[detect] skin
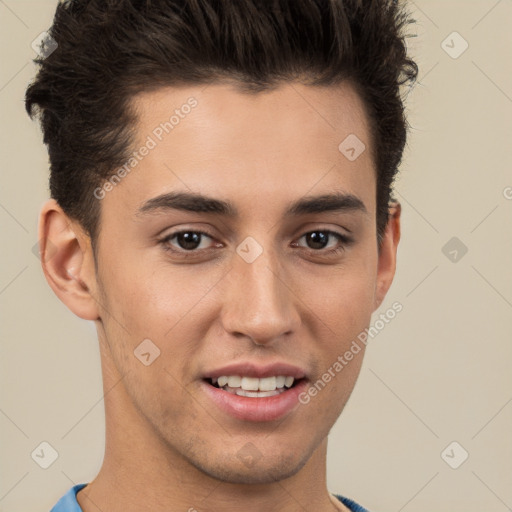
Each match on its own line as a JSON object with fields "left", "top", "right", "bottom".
{"left": 39, "top": 81, "right": 401, "bottom": 512}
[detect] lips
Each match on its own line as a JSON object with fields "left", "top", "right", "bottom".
{"left": 203, "top": 361, "right": 307, "bottom": 380}
{"left": 201, "top": 361, "right": 308, "bottom": 422}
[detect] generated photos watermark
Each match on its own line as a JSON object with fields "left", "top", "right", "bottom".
{"left": 93, "top": 97, "right": 198, "bottom": 200}
{"left": 298, "top": 301, "right": 403, "bottom": 405}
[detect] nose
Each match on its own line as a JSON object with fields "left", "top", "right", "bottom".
{"left": 219, "top": 241, "right": 301, "bottom": 346}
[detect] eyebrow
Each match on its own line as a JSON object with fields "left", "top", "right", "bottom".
{"left": 136, "top": 190, "right": 367, "bottom": 218}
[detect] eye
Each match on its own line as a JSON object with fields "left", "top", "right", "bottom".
{"left": 160, "top": 230, "right": 219, "bottom": 253}
{"left": 159, "top": 228, "right": 353, "bottom": 258}
{"left": 293, "top": 229, "right": 352, "bottom": 256}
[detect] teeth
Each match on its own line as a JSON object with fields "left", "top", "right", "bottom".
{"left": 228, "top": 388, "right": 284, "bottom": 398}
{"left": 241, "top": 376, "right": 259, "bottom": 391}
{"left": 227, "top": 376, "right": 241, "bottom": 387}
{"left": 211, "top": 375, "right": 296, "bottom": 392}
{"left": 259, "top": 376, "right": 276, "bottom": 391}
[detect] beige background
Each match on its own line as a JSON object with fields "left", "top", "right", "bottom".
{"left": 1, "top": 1, "right": 511, "bottom": 511}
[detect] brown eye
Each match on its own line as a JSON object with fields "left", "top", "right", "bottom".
{"left": 161, "top": 230, "right": 216, "bottom": 252}
{"left": 303, "top": 231, "right": 331, "bottom": 250}
{"left": 296, "top": 230, "right": 351, "bottom": 252}
{"left": 174, "top": 232, "right": 204, "bottom": 250}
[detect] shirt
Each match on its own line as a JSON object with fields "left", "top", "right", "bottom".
{"left": 50, "top": 483, "right": 371, "bottom": 512}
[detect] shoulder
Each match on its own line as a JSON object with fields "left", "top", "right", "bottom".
{"left": 333, "top": 493, "right": 372, "bottom": 512}
{"left": 49, "top": 483, "right": 88, "bottom": 512}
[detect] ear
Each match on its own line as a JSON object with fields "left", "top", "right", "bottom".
{"left": 36, "top": 199, "right": 100, "bottom": 321}
{"left": 373, "top": 201, "right": 401, "bottom": 310}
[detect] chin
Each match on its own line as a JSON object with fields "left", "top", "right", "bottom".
{"left": 190, "top": 448, "right": 310, "bottom": 485}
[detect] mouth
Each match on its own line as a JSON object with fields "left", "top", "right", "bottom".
{"left": 205, "top": 375, "right": 305, "bottom": 398}
{"left": 201, "top": 368, "right": 309, "bottom": 422}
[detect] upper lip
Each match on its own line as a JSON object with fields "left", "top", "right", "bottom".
{"left": 203, "top": 362, "right": 307, "bottom": 380}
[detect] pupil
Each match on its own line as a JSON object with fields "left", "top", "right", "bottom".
{"left": 307, "top": 231, "right": 328, "bottom": 249}
{"left": 178, "top": 232, "right": 201, "bottom": 250}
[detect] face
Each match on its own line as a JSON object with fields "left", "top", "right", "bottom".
{"left": 50, "top": 81, "right": 399, "bottom": 485}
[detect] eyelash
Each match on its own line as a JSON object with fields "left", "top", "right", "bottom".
{"left": 159, "top": 229, "right": 353, "bottom": 258}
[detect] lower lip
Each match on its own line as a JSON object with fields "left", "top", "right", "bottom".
{"left": 201, "top": 379, "right": 308, "bottom": 422}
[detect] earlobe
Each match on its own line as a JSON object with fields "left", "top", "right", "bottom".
{"left": 37, "top": 199, "right": 100, "bottom": 321}
{"left": 374, "top": 201, "right": 401, "bottom": 310}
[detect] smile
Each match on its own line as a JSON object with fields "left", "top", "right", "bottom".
{"left": 210, "top": 375, "right": 296, "bottom": 397}
{"left": 202, "top": 376, "right": 308, "bottom": 422}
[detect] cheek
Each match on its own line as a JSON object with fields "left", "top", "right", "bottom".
{"left": 97, "top": 253, "right": 223, "bottom": 375}
{"left": 299, "top": 249, "right": 377, "bottom": 400}
{"left": 304, "top": 257, "right": 377, "bottom": 336}
{"left": 99, "top": 251, "right": 186, "bottom": 332}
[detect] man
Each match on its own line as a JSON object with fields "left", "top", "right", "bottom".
{"left": 26, "top": 0, "right": 417, "bottom": 511}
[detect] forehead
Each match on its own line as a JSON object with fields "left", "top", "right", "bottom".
{"left": 107, "top": 80, "right": 375, "bottom": 219}
{"left": 131, "top": 80, "right": 373, "bottom": 158}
